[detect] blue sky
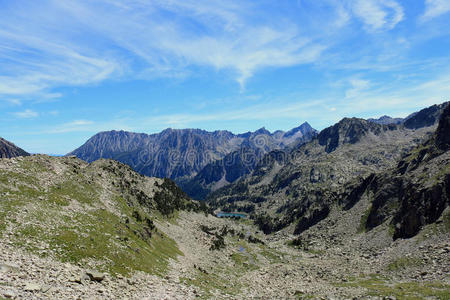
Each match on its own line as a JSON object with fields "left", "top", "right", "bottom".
{"left": 1, "top": 0, "right": 450, "bottom": 154}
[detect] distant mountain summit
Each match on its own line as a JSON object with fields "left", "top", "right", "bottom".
{"left": 68, "top": 129, "right": 239, "bottom": 179}
{"left": 0, "top": 137, "right": 29, "bottom": 158}
{"left": 367, "top": 115, "right": 403, "bottom": 125}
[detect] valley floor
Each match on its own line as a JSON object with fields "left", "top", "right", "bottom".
{"left": 2, "top": 209, "right": 449, "bottom": 299}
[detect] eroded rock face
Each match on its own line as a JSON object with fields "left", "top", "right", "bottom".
{"left": 392, "top": 175, "right": 450, "bottom": 239}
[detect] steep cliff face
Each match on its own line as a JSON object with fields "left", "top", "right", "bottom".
{"left": 0, "top": 138, "right": 29, "bottom": 158}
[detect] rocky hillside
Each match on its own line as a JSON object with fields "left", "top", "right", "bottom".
{"left": 0, "top": 137, "right": 29, "bottom": 158}
{"left": 0, "top": 155, "right": 208, "bottom": 277}
{"left": 67, "top": 124, "right": 317, "bottom": 185}
{"left": 357, "top": 102, "right": 450, "bottom": 239}
{"left": 208, "top": 102, "right": 448, "bottom": 236}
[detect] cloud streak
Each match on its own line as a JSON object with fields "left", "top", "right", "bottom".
{"left": 421, "top": 0, "right": 450, "bottom": 21}
{"left": 350, "top": 0, "right": 404, "bottom": 31}
{"left": 0, "top": 0, "right": 413, "bottom": 98}
{"left": 12, "top": 109, "right": 39, "bottom": 119}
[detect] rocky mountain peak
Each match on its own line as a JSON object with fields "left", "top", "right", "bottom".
{"left": 284, "top": 121, "right": 315, "bottom": 138}
{"left": 403, "top": 101, "right": 449, "bottom": 129}
{"left": 317, "top": 117, "right": 393, "bottom": 153}
{"left": 0, "top": 137, "right": 30, "bottom": 158}
{"left": 367, "top": 115, "right": 404, "bottom": 125}
{"left": 253, "top": 127, "right": 271, "bottom": 135}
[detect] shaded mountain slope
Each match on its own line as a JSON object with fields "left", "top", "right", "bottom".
{"left": 0, "top": 137, "right": 29, "bottom": 158}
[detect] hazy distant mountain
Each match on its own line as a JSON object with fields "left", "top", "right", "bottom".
{"left": 367, "top": 115, "right": 404, "bottom": 125}
{"left": 68, "top": 123, "right": 317, "bottom": 185}
{"left": 0, "top": 137, "right": 29, "bottom": 158}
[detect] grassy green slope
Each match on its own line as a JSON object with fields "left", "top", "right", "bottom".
{"left": 0, "top": 155, "right": 203, "bottom": 276}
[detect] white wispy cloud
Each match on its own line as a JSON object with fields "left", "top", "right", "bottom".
{"left": 12, "top": 109, "right": 39, "bottom": 119}
{"left": 0, "top": 0, "right": 445, "bottom": 104}
{"left": 4, "top": 98, "right": 22, "bottom": 106}
{"left": 49, "top": 120, "right": 95, "bottom": 133}
{"left": 0, "top": 0, "right": 340, "bottom": 96}
{"left": 421, "top": 0, "right": 450, "bottom": 21}
{"left": 345, "top": 78, "right": 371, "bottom": 98}
{"left": 350, "top": 0, "right": 404, "bottom": 31}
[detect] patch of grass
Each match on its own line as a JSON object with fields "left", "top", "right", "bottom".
{"left": 47, "top": 209, "right": 182, "bottom": 276}
{"left": 358, "top": 205, "right": 371, "bottom": 233}
{"left": 8, "top": 194, "right": 183, "bottom": 277}
{"left": 180, "top": 269, "right": 243, "bottom": 299}
{"left": 294, "top": 290, "right": 317, "bottom": 299}
{"left": 305, "top": 248, "right": 325, "bottom": 255}
{"left": 1, "top": 157, "right": 189, "bottom": 278}
{"left": 387, "top": 257, "right": 423, "bottom": 271}
{"left": 0, "top": 191, "right": 30, "bottom": 234}
{"left": 404, "top": 144, "right": 429, "bottom": 164}
{"left": 337, "top": 275, "right": 450, "bottom": 299}
{"left": 443, "top": 210, "right": 450, "bottom": 232}
{"left": 48, "top": 180, "right": 99, "bottom": 206}
{"left": 427, "top": 163, "right": 450, "bottom": 185}
{"left": 12, "top": 225, "right": 46, "bottom": 252}
{"left": 259, "top": 248, "right": 284, "bottom": 264}
{"left": 388, "top": 223, "right": 396, "bottom": 237}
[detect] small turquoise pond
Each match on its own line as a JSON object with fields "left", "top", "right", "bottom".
{"left": 216, "top": 212, "right": 247, "bottom": 218}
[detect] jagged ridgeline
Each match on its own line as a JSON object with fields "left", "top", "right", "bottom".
{"left": 208, "top": 102, "right": 450, "bottom": 238}
{"left": 0, "top": 155, "right": 207, "bottom": 276}
{"left": 67, "top": 123, "right": 318, "bottom": 199}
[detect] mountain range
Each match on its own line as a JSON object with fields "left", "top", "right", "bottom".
{"left": 207, "top": 101, "right": 449, "bottom": 237}
{"left": 68, "top": 122, "right": 318, "bottom": 198}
